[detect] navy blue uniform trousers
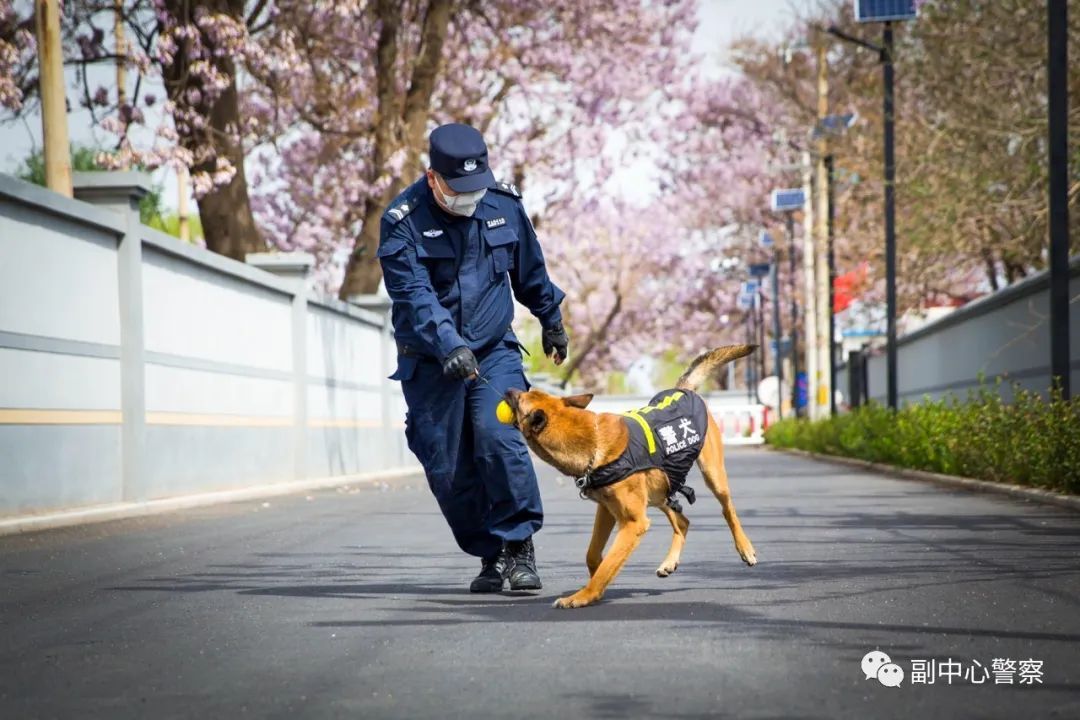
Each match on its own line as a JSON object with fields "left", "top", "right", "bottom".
{"left": 398, "top": 338, "right": 542, "bottom": 559}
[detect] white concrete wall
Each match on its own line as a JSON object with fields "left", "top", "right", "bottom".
{"left": 839, "top": 257, "right": 1080, "bottom": 407}
{"left": 0, "top": 173, "right": 414, "bottom": 518}
{"left": 0, "top": 181, "right": 127, "bottom": 513}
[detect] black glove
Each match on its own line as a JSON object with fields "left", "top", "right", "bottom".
{"left": 542, "top": 323, "right": 569, "bottom": 364}
{"left": 442, "top": 346, "right": 479, "bottom": 380}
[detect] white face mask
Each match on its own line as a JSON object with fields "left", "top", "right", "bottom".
{"left": 433, "top": 175, "right": 487, "bottom": 217}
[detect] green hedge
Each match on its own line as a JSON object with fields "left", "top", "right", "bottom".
{"left": 764, "top": 385, "right": 1080, "bottom": 495}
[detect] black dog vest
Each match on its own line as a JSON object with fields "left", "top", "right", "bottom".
{"left": 575, "top": 389, "right": 709, "bottom": 512}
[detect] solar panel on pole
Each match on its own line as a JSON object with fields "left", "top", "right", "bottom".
{"left": 854, "top": 0, "right": 916, "bottom": 22}
{"left": 770, "top": 189, "right": 805, "bottom": 212}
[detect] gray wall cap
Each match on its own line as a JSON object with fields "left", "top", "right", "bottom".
{"left": 246, "top": 252, "right": 316, "bottom": 276}
{"left": 346, "top": 294, "right": 392, "bottom": 312}
{"left": 73, "top": 171, "right": 153, "bottom": 215}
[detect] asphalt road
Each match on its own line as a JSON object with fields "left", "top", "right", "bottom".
{"left": 2, "top": 448, "right": 1079, "bottom": 719}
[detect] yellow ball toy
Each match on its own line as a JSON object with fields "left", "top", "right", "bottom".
{"left": 496, "top": 400, "right": 515, "bottom": 424}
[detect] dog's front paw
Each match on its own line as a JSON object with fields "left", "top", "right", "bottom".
{"left": 552, "top": 591, "right": 598, "bottom": 609}
{"left": 655, "top": 561, "right": 679, "bottom": 577}
{"left": 739, "top": 546, "right": 757, "bottom": 566}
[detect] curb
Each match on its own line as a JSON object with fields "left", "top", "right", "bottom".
{"left": 766, "top": 446, "right": 1080, "bottom": 513}
{"left": 0, "top": 465, "right": 425, "bottom": 537}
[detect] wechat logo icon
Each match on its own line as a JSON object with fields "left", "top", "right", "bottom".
{"left": 862, "top": 649, "right": 904, "bottom": 687}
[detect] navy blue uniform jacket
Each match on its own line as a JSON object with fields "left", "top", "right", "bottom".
{"left": 377, "top": 177, "right": 565, "bottom": 361}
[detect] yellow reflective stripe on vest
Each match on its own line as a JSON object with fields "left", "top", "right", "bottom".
{"left": 620, "top": 391, "right": 685, "bottom": 455}
{"left": 621, "top": 410, "right": 657, "bottom": 454}
{"left": 634, "top": 391, "right": 684, "bottom": 416}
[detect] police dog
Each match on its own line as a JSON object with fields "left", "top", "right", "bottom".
{"left": 503, "top": 344, "right": 757, "bottom": 609}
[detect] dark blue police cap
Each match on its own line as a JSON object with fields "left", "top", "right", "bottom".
{"left": 429, "top": 123, "right": 495, "bottom": 192}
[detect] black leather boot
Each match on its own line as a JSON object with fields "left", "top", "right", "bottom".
{"left": 506, "top": 537, "right": 542, "bottom": 591}
{"left": 469, "top": 547, "right": 509, "bottom": 593}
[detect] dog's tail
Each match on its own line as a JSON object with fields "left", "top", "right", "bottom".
{"left": 675, "top": 344, "right": 757, "bottom": 392}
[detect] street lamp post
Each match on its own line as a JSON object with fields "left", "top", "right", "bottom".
{"left": 757, "top": 285, "right": 766, "bottom": 389}
{"left": 828, "top": 0, "right": 917, "bottom": 411}
{"left": 882, "top": 21, "right": 898, "bottom": 411}
{"left": 739, "top": 279, "right": 760, "bottom": 403}
{"left": 746, "top": 306, "right": 754, "bottom": 403}
{"left": 786, "top": 213, "right": 800, "bottom": 416}
{"left": 761, "top": 232, "right": 785, "bottom": 419}
{"left": 1048, "top": 0, "right": 1071, "bottom": 400}
{"left": 769, "top": 256, "right": 784, "bottom": 419}
{"left": 747, "top": 261, "right": 773, "bottom": 409}
{"left": 769, "top": 189, "right": 807, "bottom": 418}
{"left": 826, "top": 154, "right": 838, "bottom": 416}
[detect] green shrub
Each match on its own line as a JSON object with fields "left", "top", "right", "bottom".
{"left": 765, "top": 385, "right": 1080, "bottom": 495}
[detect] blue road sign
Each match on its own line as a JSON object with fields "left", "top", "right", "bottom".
{"left": 741, "top": 280, "right": 760, "bottom": 294}
{"left": 770, "top": 188, "right": 805, "bottom": 212}
{"left": 760, "top": 231, "right": 774, "bottom": 248}
{"left": 854, "top": 0, "right": 916, "bottom": 22}
{"left": 748, "top": 263, "right": 771, "bottom": 278}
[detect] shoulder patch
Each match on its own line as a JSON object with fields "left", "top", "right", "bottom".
{"left": 384, "top": 199, "right": 415, "bottom": 224}
{"left": 491, "top": 181, "right": 522, "bottom": 199}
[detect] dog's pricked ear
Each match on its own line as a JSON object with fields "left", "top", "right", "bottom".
{"left": 562, "top": 393, "right": 594, "bottom": 409}
{"left": 528, "top": 409, "right": 548, "bottom": 434}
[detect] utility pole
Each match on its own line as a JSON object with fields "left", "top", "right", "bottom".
{"left": 801, "top": 151, "right": 818, "bottom": 420}
{"left": 115, "top": 0, "right": 126, "bottom": 110}
{"left": 35, "top": 0, "right": 72, "bottom": 197}
{"left": 114, "top": 0, "right": 129, "bottom": 169}
{"left": 1048, "top": 0, "right": 1071, "bottom": 400}
{"left": 814, "top": 40, "right": 831, "bottom": 417}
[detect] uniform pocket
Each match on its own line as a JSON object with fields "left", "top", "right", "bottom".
{"left": 483, "top": 226, "right": 519, "bottom": 279}
{"left": 501, "top": 338, "right": 533, "bottom": 390}
{"left": 416, "top": 236, "right": 457, "bottom": 287}
{"left": 389, "top": 355, "right": 419, "bottom": 381}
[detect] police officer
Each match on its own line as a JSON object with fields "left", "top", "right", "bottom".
{"left": 378, "top": 123, "right": 570, "bottom": 593}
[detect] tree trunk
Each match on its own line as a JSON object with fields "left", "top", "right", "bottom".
{"left": 160, "top": 0, "right": 262, "bottom": 262}
{"left": 193, "top": 69, "right": 262, "bottom": 261}
{"left": 558, "top": 291, "right": 622, "bottom": 388}
{"left": 338, "top": 0, "right": 452, "bottom": 299}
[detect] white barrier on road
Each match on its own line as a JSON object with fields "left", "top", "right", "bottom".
{"left": 704, "top": 400, "right": 767, "bottom": 446}
{"left": 586, "top": 392, "right": 767, "bottom": 446}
